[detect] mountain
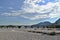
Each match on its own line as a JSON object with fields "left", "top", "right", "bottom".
{"left": 55, "top": 18, "right": 60, "bottom": 25}
{"left": 31, "top": 21, "right": 52, "bottom": 28}
{"left": 31, "top": 18, "right": 60, "bottom": 28}
{"left": 38, "top": 21, "right": 51, "bottom": 26}
{"left": 54, "top": 18, "right": 60, "bottom": 28}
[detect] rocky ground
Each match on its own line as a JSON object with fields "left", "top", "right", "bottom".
{"left": 0, "top": 28, "right": 60, "bottom": 40}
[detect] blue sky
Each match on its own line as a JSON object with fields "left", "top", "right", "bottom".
{"left": 0, "top": 0, "right": 60, "bottom": 25}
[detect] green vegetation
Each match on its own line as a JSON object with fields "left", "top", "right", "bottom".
{"left": 0, "top": 25, "right": 22, "bottom": 28}
{"left": 55, "top": 25, "right": 60, "bottom": 28}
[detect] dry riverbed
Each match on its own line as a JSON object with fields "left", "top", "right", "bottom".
{"left": 0, "top": 28, "right": 60, "bottom": 40}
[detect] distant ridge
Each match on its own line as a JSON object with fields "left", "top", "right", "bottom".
{"left": 55, "top": 18, "right": 60, "bottom": 25}
{"left": 31, "top": 21, "right": 52, "bottom": 28}
{"left": 31, "top": 18, "right": 60, "bottom": 28}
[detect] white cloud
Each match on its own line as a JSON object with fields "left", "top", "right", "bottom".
{"left": 20, "top": 0, "right": 60, "bottom": 20}
{"left": 8, "top": 7, "right": 14, "bottom": 9}
{"left": 2, "top": 0, "right": 60, "bottom": 20}
{"left": 21, "top": 14, "right": 47, "bottom": 20}
{"left": 23, "top": 0, "right": 60, "bottom": 13}
{"left": 2, "top": 13, "right": 12, "bottom": 16}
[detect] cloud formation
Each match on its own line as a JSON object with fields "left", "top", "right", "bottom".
{"left": 8, "top": 7, "right": 14, "bottom": 9}
{"left": 2, "top": 0, "right": 60, "bottom": 20}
